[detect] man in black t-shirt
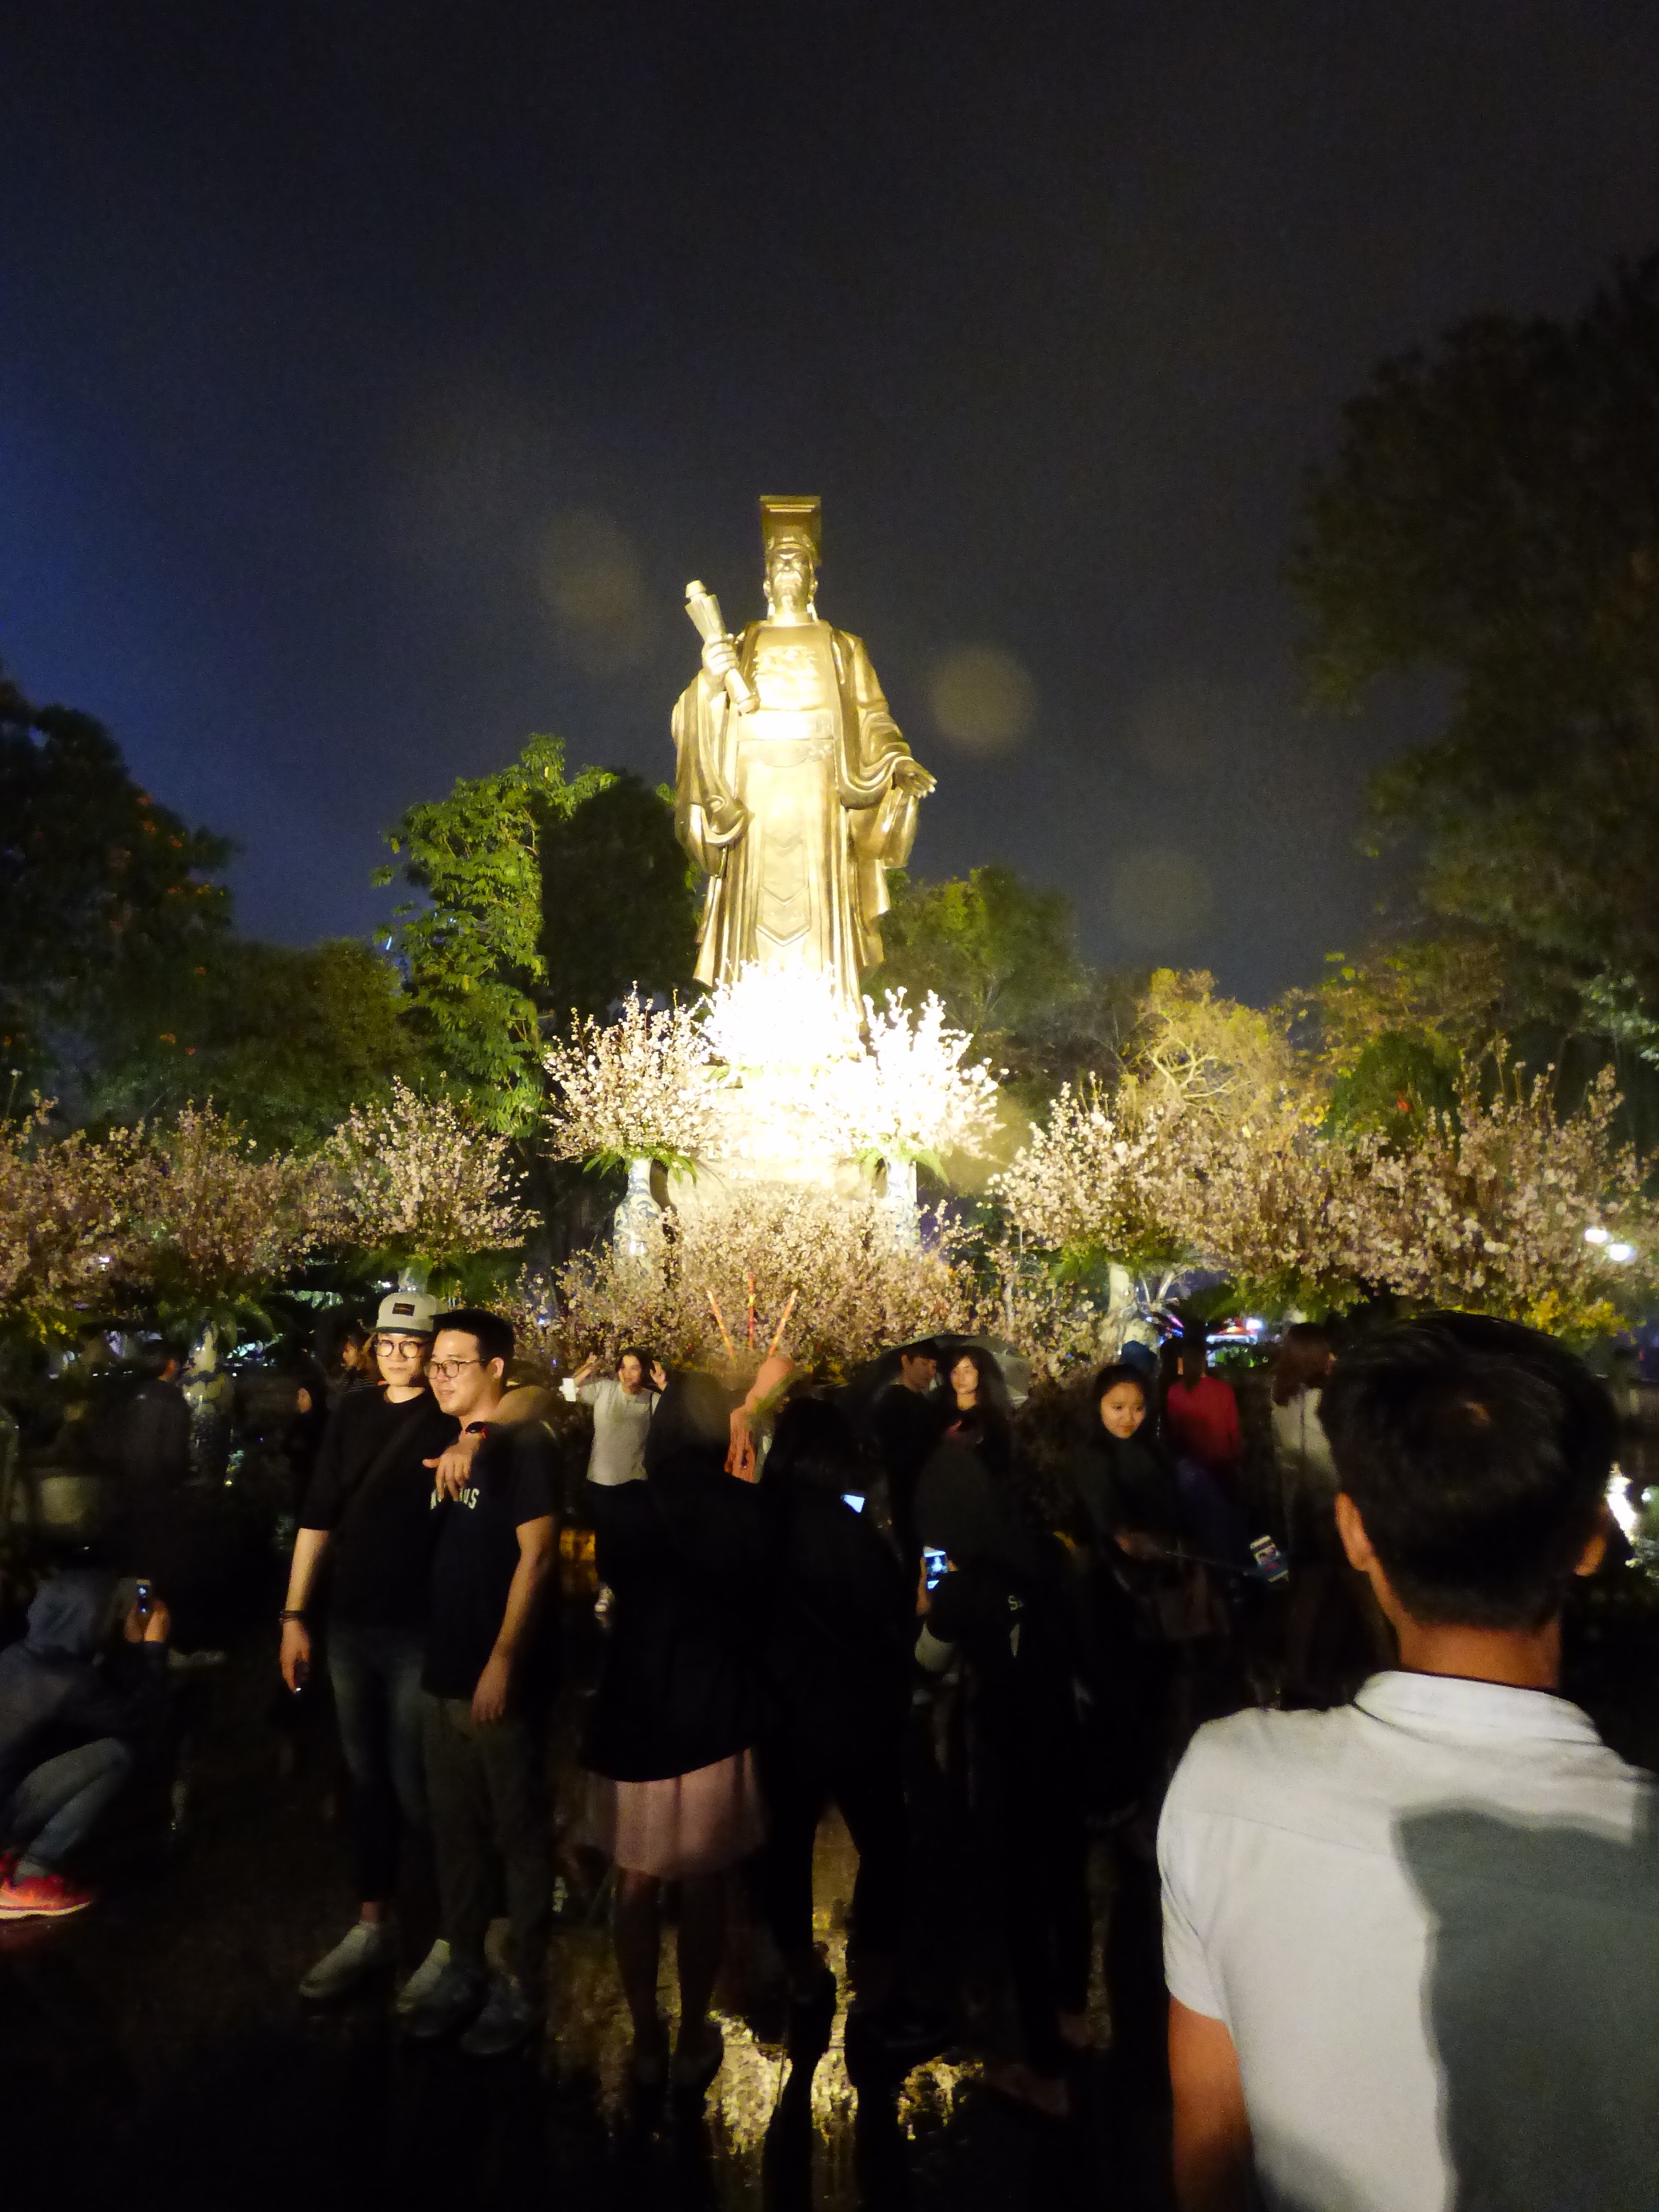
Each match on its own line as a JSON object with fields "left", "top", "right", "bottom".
{"left": 402, "top": 1308, "right": 558, "bottom": 2058}
{"left": 280, "top": 1290, "right": 458, "bottom": 2006}
{"left": 870, "top": 1338, "right": 943, "bottom": 1574}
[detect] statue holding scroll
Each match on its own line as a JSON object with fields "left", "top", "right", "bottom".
{"left": 673, "top": 497, "right": 935, "bottom": 1004}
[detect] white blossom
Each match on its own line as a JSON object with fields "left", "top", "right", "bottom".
{"left": 542, "top": 992, "right": 717, "bottom": 1167}
{"left": 326, "top": 1079, "right": 529, "bottom": 1270}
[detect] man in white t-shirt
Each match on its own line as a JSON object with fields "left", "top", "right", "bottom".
{"left": 1160, "top": 1312, "right": 1659, "bottom": 2212}
{"left": 565, "top": 1347, "right": 666, "bottom": 1487}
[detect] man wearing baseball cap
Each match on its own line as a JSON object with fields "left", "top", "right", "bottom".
{"left": 280, "top": 1289, "right": 458, "bottom": 2006}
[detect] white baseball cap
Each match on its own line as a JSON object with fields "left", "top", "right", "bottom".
{"left": 374, "top": 1290, "right": 438, "bottom": 1336}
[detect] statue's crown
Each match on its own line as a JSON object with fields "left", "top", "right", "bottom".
{"left": 759, "top": 495, "right": 821, "bottom": 562}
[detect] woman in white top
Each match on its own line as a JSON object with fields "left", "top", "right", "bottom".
{"left": 568, "top": 1347, "right": 667, "bottom": 1487}
{"left": 1270, "top": 1324, "right": 1337, "bottom": 1558}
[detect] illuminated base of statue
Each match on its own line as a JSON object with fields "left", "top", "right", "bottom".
{"left": 666, "top": 1087, "right": 872, "bottom": 1222}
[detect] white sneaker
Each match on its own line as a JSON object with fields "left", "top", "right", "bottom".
{"left": 299, "top": 1918, "right": 392, "bottom": 2002}
{"left": 394, "top": 1936, "right": 451, "bottom": 2014}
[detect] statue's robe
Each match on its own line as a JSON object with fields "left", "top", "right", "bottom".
{"left": 671, "top": 618, "right": 921, "bottom": 1000}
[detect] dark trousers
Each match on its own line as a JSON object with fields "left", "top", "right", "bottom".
{"left": 421, "top": 1692, "right": 550, "bottom": 1991}
{"left": 2, "top": 1737, "right": 134, "bottom": 1870}
{"left": 981, "top": 1725, "right": 1092, "bottom": 2080}
{"left": 328, "top": 1620, "right": 427, "bottom": 1904}
{"left": 759, "top": 1727, "right": 908, "bottom": 1966}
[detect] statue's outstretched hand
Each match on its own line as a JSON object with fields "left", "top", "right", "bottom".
{"left": 893, "top": 757, "right": 937, "bottom": 797}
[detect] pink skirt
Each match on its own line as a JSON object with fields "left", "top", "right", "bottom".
{"left": 586, "top": 1749, "right": 766, "bottom": 1878}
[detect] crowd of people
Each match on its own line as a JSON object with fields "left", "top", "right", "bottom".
{"left": 3, "top": 1292, "right": 1657, "bottom": 2205}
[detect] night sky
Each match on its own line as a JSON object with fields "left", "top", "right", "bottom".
{"left": 6, "top": 3, "right": 1659, "bottom": 1004}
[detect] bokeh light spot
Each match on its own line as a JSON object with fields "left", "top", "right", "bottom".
{"left": 927, "top": 645, "right": 1036, "bottom": 754}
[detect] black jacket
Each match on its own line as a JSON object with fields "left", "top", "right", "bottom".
{"left": 762, "top": 1478, "right": 913, "bottom": 1762}
{"left": 1068, "top": 1431, "right": 1186, "bottom": 1552}
{"left": 584, "top": 1453, "right": 770, "bottom": 1782}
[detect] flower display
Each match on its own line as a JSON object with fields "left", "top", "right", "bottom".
{"left": 326, "top": 1078, "right": 530, "bottom": 1273}
{"left": 542, "top": 992, "right": 717, "bottom": 1170}
{"left": 557, "top": 1184, "right": 970, "bottom": 1377}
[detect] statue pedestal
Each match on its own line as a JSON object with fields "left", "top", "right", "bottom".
{"left": 666, "top": 1086, "right": 869, "bottom": 1228}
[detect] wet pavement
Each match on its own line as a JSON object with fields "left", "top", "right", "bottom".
{"left": 0, "top": 1624, "right": 1173, "bottom": 2212}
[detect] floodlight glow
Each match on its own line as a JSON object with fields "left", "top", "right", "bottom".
{"left": 1608, "top": 1242, "right": 1637, "bottom": 1264}
{"left": 1608, "top": 1470, "right": 1639, "bottom": 1540}
{"left": 1584, "top": 1226, "right": 1611, "bottom": 1246}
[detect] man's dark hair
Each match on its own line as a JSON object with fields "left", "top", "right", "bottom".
{"left": 1321, "top": 1314, "right": 1615, "bottom": 1630}
{"left": 434, "top": 1306, "right": 515, "bottom": 1370}
{"left": 900, "top": 1338, "right": 940, "bottom": 1363}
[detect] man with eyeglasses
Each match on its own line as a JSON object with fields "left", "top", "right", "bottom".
{"left": 403, "top": 1307, "right": 558, "bottom": 2056}
{"left": 281, "top": 1290, "right": 458, "bottom": 2007}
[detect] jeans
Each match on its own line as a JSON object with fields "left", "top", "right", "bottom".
{"left": 3, "top": 1737, "right": 134, "bottom": 1871}
{"left": 422, "top": 1693, "right": 550, "bottom": 1992}
{"left": 327, "top": 1621, "right": 428, "bottom": 1905}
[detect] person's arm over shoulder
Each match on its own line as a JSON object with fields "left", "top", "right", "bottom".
{"left": 503, "top": 1422, "right": 561, "bottom": 1530}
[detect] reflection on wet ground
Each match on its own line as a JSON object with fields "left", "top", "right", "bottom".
{"left": 0, "top": 1633, "right": 1173, "bottom": 2212}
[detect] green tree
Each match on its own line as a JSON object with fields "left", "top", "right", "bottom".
{"left": 0, "top": 667, "right": 232, "bottom": 1106}
{"left": 87, "top": 938, "right": 422, "bottom": 1150}
{"left": 377, "top": 735, "right": 611, "bottom": 1134}
{"left": 379, "top": 743, "right": 702, "bottom": 1138}
{"left": 879, "top": 865, "right": 1137, "bottom": 1103}
{"left": 1289, "top": 254, "right": 1659, "bottom": 1050}
{"left": 537, "top": 772, "right": 699, "bottom": 1023}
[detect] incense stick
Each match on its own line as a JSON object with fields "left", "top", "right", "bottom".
{"left": 765, "top": 1290, "right": 798, "bottom": 1358}
{"left": 706, "top": 1288, "right": 738, "bottom": 1365}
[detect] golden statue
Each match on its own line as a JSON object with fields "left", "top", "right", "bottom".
{"left": 674, "top": 497, "right": 935, "bottom": 1002}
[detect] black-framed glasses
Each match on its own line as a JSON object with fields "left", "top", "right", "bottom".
{"left": 429, "top": 1356, "right": 483, "bottom": 1380}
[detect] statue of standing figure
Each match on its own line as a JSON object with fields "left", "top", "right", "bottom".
{"left": 673, "top": 497, "right": 936, "bottom": 1004}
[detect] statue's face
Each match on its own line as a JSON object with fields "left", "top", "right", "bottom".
{"left": 766, "top": 541, "right": 816, "bottom": 614}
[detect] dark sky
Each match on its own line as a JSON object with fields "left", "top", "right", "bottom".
{"left": 6, "top": 3, "right": 1659, "bottom": 1004}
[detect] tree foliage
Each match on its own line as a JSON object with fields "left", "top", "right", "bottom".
{"left": 880, "top": 864, "right": 1137, "bottom": 1102}
{"left": 379, "top": 744, "right": 702, "bottom": 1134}
{"left": 378, "top": 734, "right": 605, "bottom": 1133}
{"left": 538, "top": 772, "right": 698, "bottom": 1024}
{"left": 1290, "top": 254, "right": 1659, "bottom": 1046}
{"left": 87, "top": 938, "right": 421, "bottom": 1149}
{"left": 0, "top": 668, "right": 232, "bottom": 1105}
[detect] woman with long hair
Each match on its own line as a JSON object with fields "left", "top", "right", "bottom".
{"left": 940, "top": 1344, "right": 1013, "bottom": 1479}
{"left": 583, "top": 1368, "right": 770, "bottom": 2098}
{"left": 1269, "top": 1323, "right": 1337, "bottom": 1558}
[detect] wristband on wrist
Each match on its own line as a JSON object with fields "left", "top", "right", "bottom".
{"left": 279, "top": 1609, "right": 306, "bottom": 1624}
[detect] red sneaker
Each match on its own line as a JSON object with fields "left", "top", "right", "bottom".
{"left": 0, "top": 1868, "right": 95, "bottom": 1919}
